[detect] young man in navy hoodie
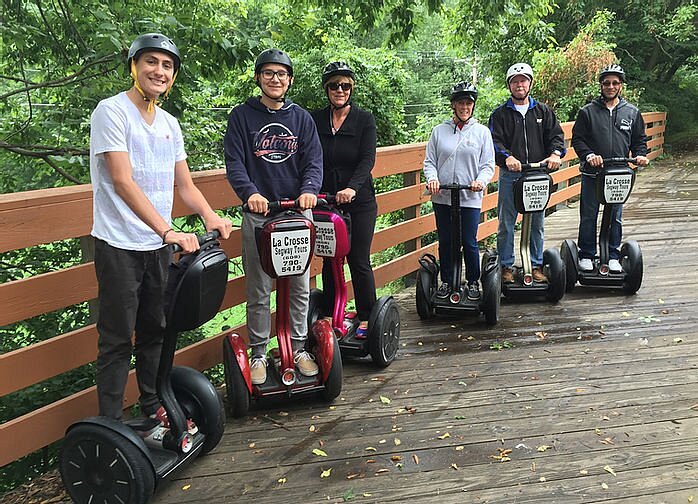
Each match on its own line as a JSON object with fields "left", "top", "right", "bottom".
{"left": 224, "top": 49, "right": 323, "bottom": 385}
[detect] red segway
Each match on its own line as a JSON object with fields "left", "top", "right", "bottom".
{"left": 223, "top": 200, "right": 342, "bottom": 418}
{"left": 307, "top": 194, "right": 400, "bottom": 367}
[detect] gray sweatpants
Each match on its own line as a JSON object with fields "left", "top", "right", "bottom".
{"left": 242, "top": 211, "right": 311, "bottom": 358}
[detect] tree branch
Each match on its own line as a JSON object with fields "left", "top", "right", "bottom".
{"left": 0, "top": 140, "right": 88, "bottom": 157}
{"left": 42, "top": 156, "right": 84, "bottom": 185}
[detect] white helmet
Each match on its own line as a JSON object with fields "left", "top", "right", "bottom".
{"left": 506, "top": 63, "right": 533, "bottom": 85}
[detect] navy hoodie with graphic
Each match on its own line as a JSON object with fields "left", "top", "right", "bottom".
{"left": 224, "top": 97, "right": 323, "bottom": 203}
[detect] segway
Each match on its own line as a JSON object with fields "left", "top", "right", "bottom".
{"left": 60, "top": 232, "right": 228, "bottom": 504}
{"left": 561, "top": 157, "right": 643, "bottom": 294}
{"left": 306, "top": 195, "right": 400, "bottom": 367}
{"left": 502, "top": 162, "right": 566, "bottom": 302}
{"left": 416, "top": 183, "right": 501, "bottom": 325}
{"left": 223, "top": 200, "right": 342, "bottom": 418}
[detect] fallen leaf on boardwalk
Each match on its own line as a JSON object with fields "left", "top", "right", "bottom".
{"left": 346, "top": 473, "right": 362, "bottom": 480}
{"left": 375, "top": 468, "right": 390, "bottom": 474}
{"left": 437, "top": 432, "right": 451, "bottom": 440}
{"left": 594, "top": 428, "right": 603, "bottom": 435}
{"left": 380, "top": 395, "right": 391, "bottom": 404}
{"left": 342, "top": 488, "right": 355, "bottom": 501}
{"left": 413, "top": 454, "right": 420, "bottom": 464}
{"left": 600, "top": 437, "right": 615, "bottom": 445}
{"left": 490, "top": 448, "right": 512, "bottom": 462}
{"left": 603, "top": 465, "right": 617, "bottom": 476}
{"left": 575, "top": 388, "right": 585, "bottom": 393}
{"left": 329, "top": 406, "right": 336, "bottom": 410}
{"left": 579, "top": 469, "right": 588, "bottom": 475}
{"left": 312, "top": 448, "right": 328, "bottom": 457}
{"left": 366, "top": 459, "right": 376, "bottom": 463}
{"left": 365, "top": 446, "right": 377, "bottom": 452}
{"left": 688, "top": 495, "right": 693, "bottom": 503}
{"left": 319, "top": 439, "right": 325, "bottom": 447}
{"left": 601, "top": 482, "right": 609, "bottom": 490}
{"left": 311, "top": 415, "right": 321, "bottom": 419}
{"left": 182, "top": 484, "right": 191, "bottom": 491}
{"left": 639, "top": 315, "right": 660, "bottom": 323}
{"left": 537, "top": 445, "right": 552, "bottom": 452}
{"left": 658, "top": 298, "right": 665, "bottom": 304}
{"left": 248, "top": 442, "right": 256, "bottom": 448}
{"left": 277, "top": 478, "right": 286, "bottom": 485}
{"left": 391, "top": 455, "right": 402, "bottom": 462}
{"left": 309, "top": 425, "right": 316, "bottom": 432}
{"left": 535, "top": 331, "right": 547, "bottom": 340}
{"left": 379, "top": 439, "right": 387, "bottom": 444}
{"left": 458, "top": 381, "right": 468, "bottom": 387}
{"left": 622, "top": 311, "right": 630, "bottom": 317}
{"left": 539, "top": 476, "right": 546, "bottom": 482}
{"left": 320, "top": 468, "right": 332, "bottom": 478}
{"left": 674, "top": 337, "right": 684, "bottom": 344}
{"left": 455, "top": 446, "right": 464, "bottom": 451}
{"left": 455, "top": 415, "right": 466, "bottom": 420}
{"left": 278, "top": 411, "right": 289, "bottom": 416}
{"left": 689, "top": 404, "right": 698, "bottom": 410}
{"left": 394, "top": 438, "right": 401, "bottom": 446}
{"left": 363, "top": 493, "right": 372, "bottom": 497}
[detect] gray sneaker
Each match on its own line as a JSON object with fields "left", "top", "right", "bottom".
{"left": 294, "top": 350, "right": 319, "bottom": 377}
{"left": 435, "top": 282, "right": 451, "bottom": 299}
{"left": 250, "top": 356, "right": 267, "bottom": 385}
{"left": 578, "top": 258, "right": 593, "bottom": 271}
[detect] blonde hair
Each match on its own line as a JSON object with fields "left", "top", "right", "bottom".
{"left": 324, "top": 74, "right": 355, "bottom": 89}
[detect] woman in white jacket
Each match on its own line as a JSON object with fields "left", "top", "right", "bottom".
{"left": 423, "top": 82, "right": 495, "bottom": 301}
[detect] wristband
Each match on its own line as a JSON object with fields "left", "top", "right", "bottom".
{"left": 162, "top": 228, "right": 173, "bottom": 244}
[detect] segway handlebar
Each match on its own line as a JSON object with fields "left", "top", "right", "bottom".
{"left": 242, "top": 198, "right": 327, "bottom": 213}
{"left": 316, "top": 193, "right": 356, "bottom": 205}
{"left": 520, "top": 161, "right": 549, "bottom": 170}
{"left": 171, "top": 230, "right": 221, "bottom": 253}
{"left": 603, "top": 157, "right": 638, "bottom": 164}
{"left": 440, "top": 183, "right": 476, "bottom": 191}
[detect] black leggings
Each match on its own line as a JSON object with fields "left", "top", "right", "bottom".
{"left": 322, "top": 207, "right": 377, "bottom": 321}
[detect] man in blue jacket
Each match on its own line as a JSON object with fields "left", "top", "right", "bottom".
{"left": 571, "top": 64, "right": 649, "bottom": 273}
{"left": 489, "top": 63, "right": 566, "bottom": 284}
{"left": 224, "top": 49, "right": 323, "bottom": 385}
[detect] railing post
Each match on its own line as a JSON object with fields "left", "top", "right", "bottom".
{"left": 401, "top": 170, "right": 420, "bottom": 287}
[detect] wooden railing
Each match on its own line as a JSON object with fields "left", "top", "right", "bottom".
{"left": 0, "top": 112, "right": 666, "bottom": 467}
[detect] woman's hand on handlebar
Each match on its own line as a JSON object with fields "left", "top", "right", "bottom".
{"left": 635, "top": 155, "right": 650, "bottom": 167}
{"left": 297, "top": 192, "right": 317, "bottom": 210}
{"left": 247, "top": 193, "right": 269, "bottom": 215}
{"left": 470, "top": 180, "right": 485, "bottom": 192}
{"left": 426, "top": 179, "right": 440, "bottom": 194}
{"left": 336, "top": 188, "right": 356, "bottom": 204}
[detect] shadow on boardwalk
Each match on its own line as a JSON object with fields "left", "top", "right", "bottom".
{"left": 5, "top": 153, "right": 698, "bottom": 504}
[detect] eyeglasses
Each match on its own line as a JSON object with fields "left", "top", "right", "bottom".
{"left": 602, "top": 80, "right": 622, "bottom": 87}
{"left": 260, "top": 69, "right": 290, "bottom": 81}
{"left": 327, "top": 82, "right": 352, "bottom": 91}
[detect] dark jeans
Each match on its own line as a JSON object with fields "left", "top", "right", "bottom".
{"left": 94, "top": 239, "right": 170, "bottom": 420}
{"left": 578, "top": 174, "right": 623, "bottom": 260}
{"left": 433, "top": 203, "right": 481, "bottom": 285}
{"left": 322, "top": 207, "right": 377, "bottom": 322}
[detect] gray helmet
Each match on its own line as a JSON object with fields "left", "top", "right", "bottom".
{"left": 506, "top": 62, "right": 533, "bottom": 85}
{"left": 254, "top": 48, "right": 293, "bottom": 76}
{"left": 321, "top": 61, "right": 355, "bottom": 86}
{"left": 127, "top": 33, "right": 181, "bottom": 74}
{"left": 599, "top": 64, "right": 625, "bottom": 83}
{"left": 449, "top": 81, "right": 478, "bottom": 102}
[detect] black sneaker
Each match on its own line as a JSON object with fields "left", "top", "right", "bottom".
{"left": 435, "top": 282, "right": 451, "bottom": 299}
{"left": 467, "top": 283, "right": 481, "bottom": 301}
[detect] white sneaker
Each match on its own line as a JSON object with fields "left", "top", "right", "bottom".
{"left": 578, "top": 258, "right": 593, "bottom": 271}
{"left": 608, "top": 259, "right": 623, "bottom": 273}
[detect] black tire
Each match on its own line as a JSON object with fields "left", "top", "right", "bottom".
{"left": 544, "top": 248, "right": 566, "bottom": 303}
{"left": 60, "top": 424, "right": 154, "bottom": 504}
{"left": 320, "top": 335, "right": 343, "bottom": 402}
{"left": 481, "top": 251, "right": 501, "bottom": 326}
{"left": 415, "top": 268, "right": 434, "bottom": 320}
{"left": 369, "top": 297, "right": 400, "bottom": 367}
{"left": 621, "top": 240, "right": 643, "bottom": 294}
{"left": 560, "top": 239, "right": 578, "bottom": 292}
{"left": 308, "top": 288, "right": 327, "bottom": 328}
{"left": 171, "top": 366, "right": 225, "bottom": 455}
{"left": 223, "top": 337, "right": 250, "bottom": 418}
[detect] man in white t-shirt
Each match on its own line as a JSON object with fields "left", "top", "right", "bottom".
{"left": 90, "top": 33, "right": 232, "bottom": 422}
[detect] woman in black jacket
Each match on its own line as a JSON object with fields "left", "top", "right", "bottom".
{"left": 311, "top": 61, "right": 377, "bottom": 337}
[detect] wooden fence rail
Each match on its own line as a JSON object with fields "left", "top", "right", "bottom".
{"left": 0, "top": 112, "right": 666, "bottom": 467}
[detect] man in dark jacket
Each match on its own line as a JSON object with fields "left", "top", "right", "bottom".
{"left": 224, "top": 48, "right": 323, "bottom": 385}
{"left": 489, "top": 63, "right": 566, "bottom": 284}
{"left": 571, "top": 64, "right": 649, "bottom": 273}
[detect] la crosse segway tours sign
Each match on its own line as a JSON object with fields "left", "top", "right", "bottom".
{"left": 313, "top": 221, "right": 336, "bottom": 257}
{"left": 522, "top": 180, "right": 550, "bottom": 212}
{"left": 271, "top": 229, "right": 312, "bottom": 276}
{"left": 603, "top": 173, "right": 633, "bottom": 203}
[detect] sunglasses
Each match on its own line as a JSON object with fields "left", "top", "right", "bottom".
{"left": 327, "top": 82, "right": 352, "bottom": 91}
{"left": 602, "top": 80, "right": 622, "bottom": 87}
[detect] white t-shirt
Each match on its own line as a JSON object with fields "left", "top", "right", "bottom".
{"left": 90, "top": 92, "right": 186, "bottom": 250}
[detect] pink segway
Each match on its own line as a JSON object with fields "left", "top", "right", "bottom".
{"left": 223, "top": 200, "right": 342, "bottom": 417}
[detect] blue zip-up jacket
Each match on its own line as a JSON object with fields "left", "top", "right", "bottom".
{"left": 571, "top": 96, "right": 647, "bottom": 176}
{"left": 488, "top": 97, "right": 566, "bottom": 169}
{"left": 224, "top": 96, "right": 323, "bottom": 202}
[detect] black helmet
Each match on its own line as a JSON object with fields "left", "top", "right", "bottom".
{"left": 127, "top": 33, "right": 181, "bottom": 74}
{"left": 254, "top": 48, "right": 293, "bottom": 76}
{"left": 599, "top": 64, "right": 625, "bottom": 83}
{"left": 321, "top": 61, "right": 355, "bottom": 86}
{"left": 449, "top": 81, "right": 478, "bottom": 102}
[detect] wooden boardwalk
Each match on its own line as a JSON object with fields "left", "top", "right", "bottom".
{"left": 150, "top": 157, "right": 696, "bottom": 503}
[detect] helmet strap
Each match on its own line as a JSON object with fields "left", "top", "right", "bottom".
{"left": 130, "top": 60, "right": 160, "bottom": 113}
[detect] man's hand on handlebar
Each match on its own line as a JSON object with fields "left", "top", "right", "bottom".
{"left": 204, "top": 213, "right": 233, "bottom": 240}
{"left": 247, "top": 193, "right": 269, "bottom": 215}
{"left": 587, "top": 154, "right": 604, "bottom": 168}
{"left": 297, "top": 192, "right": 318, "bottom": 210}
{"left": 505, "top": 155, "right": 522, "bottom": 172}
{"left": 635, "top": 155, "right": 649, "bottom": 167}
{"left": 165, "top": 230, "right": 200, "bottom": 254}
{"left": 544, "top": 153, "right": 562, "bottom": 171}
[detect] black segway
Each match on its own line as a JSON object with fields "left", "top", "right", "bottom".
{"left": 502, "top": 162, "right": 566, "bottom": 302}
{"left": 60, "top": 232, "right": 228, "bottom": 504}
{"left": 307, "top": 195, "right": 400, "bottom": 367}
{"left": 561, "top": 157, "right": 643, "bottom": 294}
{"left": 416, "top": 183, "right": 501, "bottom": 325}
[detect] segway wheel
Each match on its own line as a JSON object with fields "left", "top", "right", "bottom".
{"left": 369, "top": 297, "right": 400, "bottom": 367}
{"left": 560, "top": 240, "right": 578, "bottom": 292}
{"left": 60, "top": 424, "right": 155, "bottom": 504}
{"left": 320, "top": 335, "right": 342, "bottom": 402}
{"left": 481, "top": 250, "right": 501, "bottom": 326}
{"left": 308, "top": 288, "right": 327, "bottom": 327}
{"left": 621, "top": 240, "right": 643, "bottom": 294}
{"left": 543, "top": 247, "right": 566, "bottom": 303}
{"left": 223, "top": 337, "right": 250, "bottom": 419}
{"left": 171, "top": 366, "right": 225, "bottom": 454}
{"left": 415, "top": 268, "right": 434, "bottom": 319}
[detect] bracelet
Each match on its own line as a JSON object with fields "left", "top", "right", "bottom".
{"left": 162, "top": 228, "right": 173, "bottom": 244}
